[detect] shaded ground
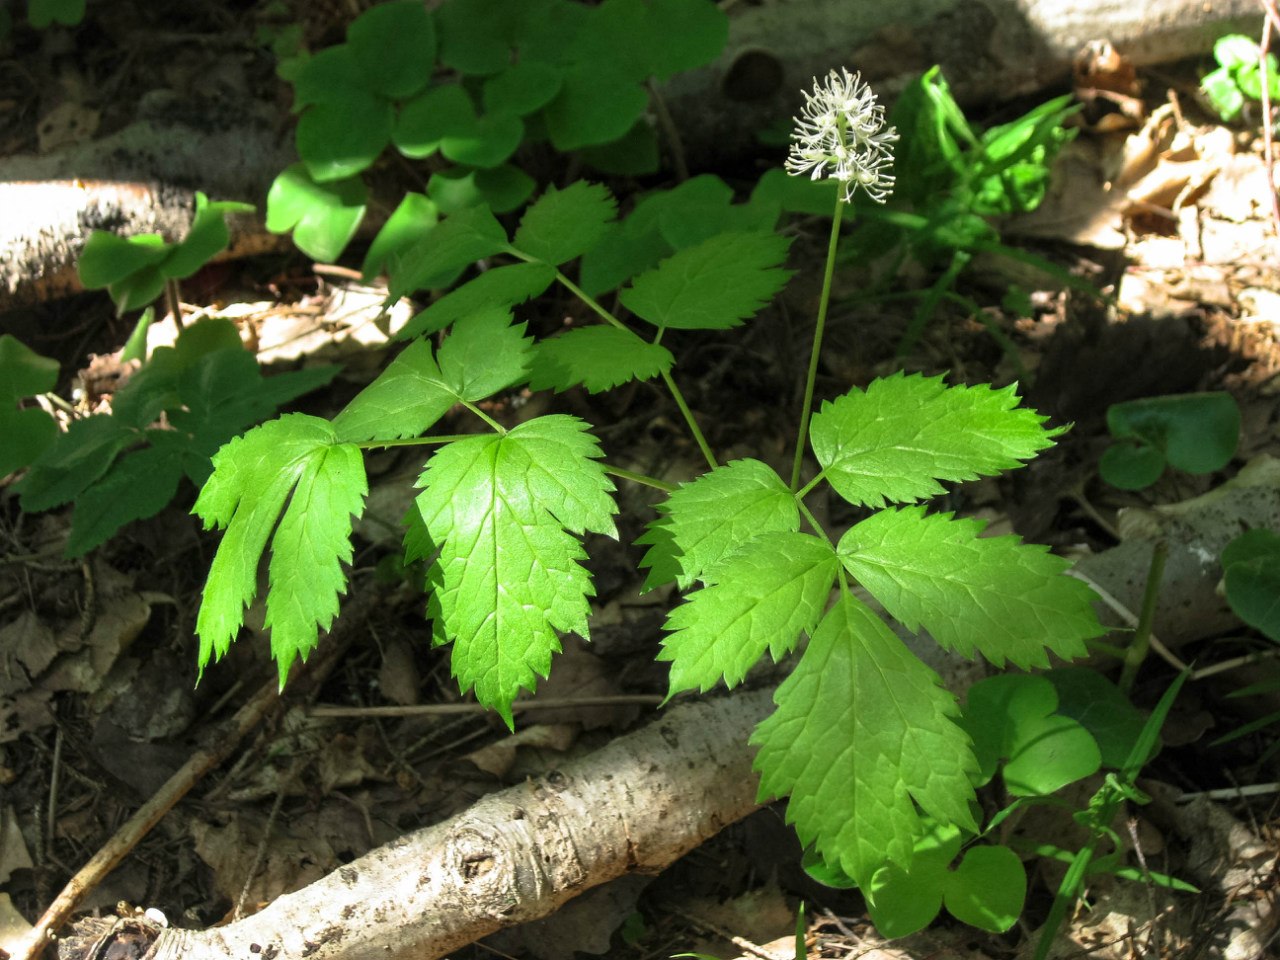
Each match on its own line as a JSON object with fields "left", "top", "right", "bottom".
{"left": 2, "top": 3, "right": 1280, "bottom": 959}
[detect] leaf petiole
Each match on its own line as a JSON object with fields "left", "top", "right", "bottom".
{"left": 604, "top": 464, "right": 677, "bottom": 493}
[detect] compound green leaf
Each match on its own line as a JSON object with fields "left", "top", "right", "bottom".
{"left": 16, "top": 414, "right": 134, "bottom": 511}
{"left": 659, "top": 531, "right": 836, "bottom": 694}
{"left": 1223, "top": 528, "right": 1280, "bottom": 643}
{"left": 838, "top": 507, "right": 1101, "bottom": 669}
{"left": 620, "top": 232, "right": 792, "bottom": 331}
{"left": 811, "top": 373, "right": 1062, "bottom": 509}
{"left": 334, "top": 308, "right": 532, "bottom": 442}
{"left": 483, "top": 61, "right": 563, "bottom": 116}
{"left": 543, "top": 62, "right": 647, "bottom": 151}
{"left": 864, "top": 822, "right": 961, "bottom": 938}
{"left": 266, "top": 164, "right": 367, "bottom": 263}
{"left": 415, "top": 415, "right": 617, "bottom": 724}
{"left": 752, "top": 593, "right": 977, "bottom": 889}
{"left": 474, "top": 165, "right": 537, "bottom": 213}
{"left": 397, "top": 262, "right": 555, "bottom": 340}
{"left": 529, "top": 325, "right": 672, "bottom": 394}
{"left": 194, "top": 414, "right": 367, "bottom": 685}
{"left": 394, "top": 85, "right": 478, "bottom": 160}
{"left": 441, "top": 111, "right": 524, "bottom": 169}
{"left": 388, "top": 204, "right": 510, "bottom": 298}
{"left": 514, "top": 182, "right": 617, "bottom": 266}
{"left": 65, "top": 443, "right": 185, "bottom": 557}
{"left": 636, "top": 458, "right": 798, "bottom": 590}
{"left": 297, "top": 91, "right": 393, "bottom": 182}
{"left": 347, "top": 0, "right": 435, "bottom": 99}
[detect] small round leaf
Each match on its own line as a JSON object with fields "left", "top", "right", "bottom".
{"left": 944, "top": 845, "right": 1025, "bottom": 933}
{"left": 347, "top": 0, "right": 436, "bottom": 99}
{"left": 1100, "top": 440, "right": 1166, "bottom": 490}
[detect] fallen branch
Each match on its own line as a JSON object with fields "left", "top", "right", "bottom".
{"left": 139, "top": 688, "right": 776, "bottom": 960}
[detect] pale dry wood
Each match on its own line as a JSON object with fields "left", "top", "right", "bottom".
{"left": 140, "top": 688, "right": 777, "bottom": 960}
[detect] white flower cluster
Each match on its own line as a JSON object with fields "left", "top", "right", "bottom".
{"left": 785, "top": 68, "right": 899, "bottom": 204}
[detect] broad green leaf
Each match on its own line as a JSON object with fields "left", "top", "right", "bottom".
{"left": 397, "top": 262, "right": 555, "bottom": 340}
{"left": 266, "top": 164, "right": 367, "bottom": 263}
{"left": 620, "top": 232, "right": 792, "bottom": 331}
{"left": 642, "top": 0, "right": 728, "bottom": 80}
{"left": 65, "top": 444, "right": 185, "bottom": 556}
{"left": 474, "top": 164, "right": 537, "bottom": 213}
{"left": 659, "top": 532, "right": 837, "bottom": 694}
{"left": 194, "top": 414, "right": 367, "bottom": 685}
{"left": 752, "top": 593, "right": 977, "bottom": 889}
{"left": 636, "top": 458, "right": 798, "bottom": 590}
{"left": 578, "top": 218, "right": 670, "bottom": 297}
{"left": 361, "top": 193, "right": 438, "bottom": 280}
{"left": 514, "top": 182, "right": 617, "bottom": 266}
{"left": 838, "top": 507, "right": 1101, "bottom": 669}
{"left": 1, "top": 408, "right": 57, "bottom": 478}
{"left": 944, "top": 845, "right": 1025, "bottom": 932}
{"left": 162, "top": 193, "right": 255, "bottom": 280}
{"left": 16, "top": 415, "right": 134, "bottom": 511}
{"left": 297, "top": 92, "right": 393, "bottom": 182}
{"left": 811, "top": 373, "right": 1062, "bottom": 509}
{"left": 484, "top": 61, "right": 563, "bottom": 116}
{"left": 1099, "top": 440, "right": 1166, "bottom": 491}
{"left": 864, "top": 823, "right": 961, "bottom": 937}
{"left": 0, "top": 334, "right": 59, "bottom": 399}
{"left": 415, "top": 415, "right": 617, "bottom": 723}
{"left": 543, "top": 63, "right": 647, "bottom": 151}
{"left": 528, "top": 325, "right": 672, "bottom": 394}
{"left": 1223, "top": 529, "right": 1280, "bottom": 643}
{"left": 1106, "top": 392, "right": 1240, "bottom": 476}
{"left": 435, "top": 0, "right": 519, "bottom": 75}
{"left": 1045, "top": 667, "right": 1151, "bottom": 768}
{"left": 441, "top": 111, "right": 524, "bottom": 169}
{"left": 108, "top": 264, "right": 165, "bottom": 315}
{"left": 291, "top": 44, "right": 362, "bottom": 109}
{"left": 394, "top": 85, "right": 478, "bottom": 160}
{"left": 78, "top": 232, "right": 168, "bottom": 289}
{"left": 959, "top": 674, "right": 1100, "bottom": 795}
{"left": 388, "top": 204, "right": 510, "bottom": 298}
{"left": 577, "top": 119, "right": 660, "bottom": 176}
{"left": 346, "top": 0, "right": 435, "bottom": 99}
{"left": 334, "top": 308, "right": 531, "bottom": 442}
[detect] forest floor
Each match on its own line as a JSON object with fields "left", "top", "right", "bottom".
{"left": 2, "top": 3, "right": 1280, "bottom": 959}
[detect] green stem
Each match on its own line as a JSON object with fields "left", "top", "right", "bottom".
{"left": 605, "top": 464, "right": 676, "bottom": 492}
{"left": 164, "top": 278, "right": 185, "bottom": 331}
{"left": 357, "top": 434, "right": 479, "bottom": 451}
{"left": 1118, "top": 539, "right": 1167, "bottom": 694}
{"left": 796, "top": 500, "right": 834, "bottom": 548}
{"left": 790, "top": 197, "right": 845, "bottom": 490}
{"left": 661, "top": 369, "right": 717, "bottom": 471}
{"left": 555, "top": 270, "right": 630, "bottom": 333}
{"left": 895, "top": 248, "right": 970, "bottom": 360}
{"left": 460, "top": 400, "right": 506, "bottom": 434}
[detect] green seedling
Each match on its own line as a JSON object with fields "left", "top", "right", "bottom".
{"left": 0, "top": 335, "right": 61, "bottom": 478}
{"left": 1202, "top": 34, "right": 1280, "bottom": 124}
{"left": 193, "top": 68, "right": 1104, "bottom": 903}
{"left": 833, "top": 66, "right": 1089, "bottom": 358}
{"left": 13, "top": 318, "right": 338, "bottom": 556}
{"left": 1100, "top": 391, "right": 1240, "bottom": 490}
{"left": 78, "top": 192, "right": 254, "bottom": 315}
{"left": 802, "top": 669, "right": 1186, "bottom": 941}
{"left": 269, "top": 0, "right": 728, "bottom": 262}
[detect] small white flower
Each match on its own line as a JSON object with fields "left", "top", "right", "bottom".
{"left": 785, "top": 68, "right": 899, "bottom": 204}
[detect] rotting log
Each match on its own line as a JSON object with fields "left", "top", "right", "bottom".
{"left": 0, "top": 0, "right": 1263, "bottom": 314}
